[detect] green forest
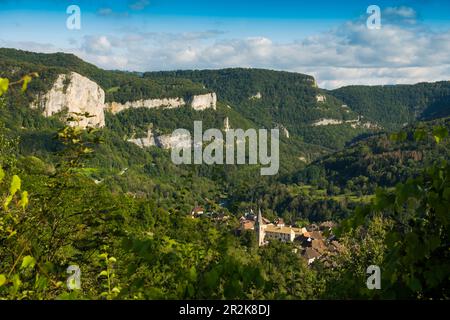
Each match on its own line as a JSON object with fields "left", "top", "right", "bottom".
{"left": 0, "top": 49, "right": 449, "bottom": 300}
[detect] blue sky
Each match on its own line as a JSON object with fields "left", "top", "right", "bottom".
{"left": 1, "top": 0, "right": 450, "bottom": 88}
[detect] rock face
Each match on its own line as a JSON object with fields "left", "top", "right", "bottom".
{"left": 107, "top": 93, "right": 217, "bottom": 113}
{"left": 191, "top": 93, "right": 217, "bottom": 111}
{"left": 32, "top": 72, "right": 217, "bottom": 128}
{"left": 312, "top": 118, "right": 343, "bottom": 126}
{"left": 127, "top": 130, "right": 157, "bottom": 148}
{"left": 311, "top": 117, "right": 381, "bottom": 129}
{"left": 107, "top": 97, "right": 186, "bottom": 114}
{"left": 32, "top": 72, "right": 106, "bottom": 128}
{"left": 249, "top": 92, "right": 262, "bottom": 100}
{"left": 276, "top": 124, "right": 289, "bottom": 138}
{"left": 156, "top": 132, "right": 192, "bottom": 149}
{"left": 316, "top": 94, "right": 326, "bottom": 103}
{"left": 128, "top": 129, "right": 191, "bottom": 150}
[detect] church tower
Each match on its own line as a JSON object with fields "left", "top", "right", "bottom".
{"left": 255, "top": 208, "right": 265, "bottom": 246}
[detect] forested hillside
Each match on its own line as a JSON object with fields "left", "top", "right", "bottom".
{"left": 0, "top": 48, "right": 209, "bottom": 103}
{"left": 332, "top": 82, "right": 450, "bottom": 129}
{"left": 0, "top": 49, "right": 449, "bottom": 300}
{"left": 144, "top": 69, "right": 375, "bottom": 149}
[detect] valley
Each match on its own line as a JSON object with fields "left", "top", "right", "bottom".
{"left": 0, "top": 48, "right": 449, "bottom": 300}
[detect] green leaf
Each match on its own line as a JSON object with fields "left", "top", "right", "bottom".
{"left": 99, "top": 253, "right": 108, "bottom": 260}
{"left": 0, "top": 274, "right": 6, "bottom": 287}
{"left": 0, "top": 167, "right": 5, "bottom": 182}
{"left": 111, "top": 287, "right": 120, "bottom": 294}
{"left": 189, "top": 266, "right": 197, "bottom": 281}
{"left": 99, "top": 270, "right": 108, "bottom": 277}
{"left": 3, "top": 195, "right": 13, "bottom": 211}
{"left": 10, "top": 175, "right": 21, "bottom": 196}
{"left": 0, "top": 78, "right": 9, "bottom": 96}
{"left": 21, "top": 255, "right": 36, "bottom": 269}
{"left": 12, "top": 274, "right": 21, "bottom": 291}
{"left": 108, "top": 257, "right": 117, "bottom": 263}
{"left": 21, "top": 75, "right": 32, "bottom": 92}
{"left": 19, "top": 191, "right": 29, "bottom": 209}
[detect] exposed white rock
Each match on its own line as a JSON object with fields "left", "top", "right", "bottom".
{"left": 32, "top": 72, "right": 218, "bottom": 129}
{"left": 312, "top": 117, "right": 381, "bottom": 129}
{"left": 350, "top": 121, "right": 381, "bottom": 130}
{"left": 107, "top": 93, "right": 217, "bottom": 113}
{"left": 316, "top": 94, "right": 326, "bottom": 103}
{"left": 32, "top": 72, "right": 106, "bottom": 128}
{"left": 249, "top": 92, "right": 262, "bottom": 100}
{"left": 191, "top": 93, "right": 217, "bottom": 110}
{"left": 312, "top": 118, "right": 343, "bottom": 126}
{"left": 127, "top": 130, "right": 157, "bottom": 148}
{"left": 127, "top": 129, "right": 192, "bottom": 150}
{"left": 156, "top": 132, "right": 192, "bottom": 149}
{"left": 107, "top": 97, "right": 186, "bottom": 114}
{"left": 276, "top": 124, "right": 290, "bottom": 138}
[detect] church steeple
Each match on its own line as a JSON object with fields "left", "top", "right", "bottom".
{"left": 256, "top": 207, "right": 265, "bottom": 246}
{"left": 257, "top": 207, "right": 262, "bottom": 225}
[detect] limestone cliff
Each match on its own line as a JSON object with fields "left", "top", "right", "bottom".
{"left": 127, "top": 130, "right": 157, "bottom": 148}
{"left": 190, "top": 93, "right": 217, "bottom": 111}
{"left": 316, "top": 94, "right": 326, "bottom": 103}
{"left": 106, "top": 92, "right": 216, "bottom": 113}
{"left": 156, "top": 132, "right": 192, "bottom": 149}
{"left": 32, "top": 72, "right": 106, "bottom": 128}
{"left": 31, "top": 72, "right": 217, "bottom": 129}
{"left": 128, "top": 129, "right": 192, "bottom": 150}
{"left": 107, "top": 97, "right": 186, "bottom": 114}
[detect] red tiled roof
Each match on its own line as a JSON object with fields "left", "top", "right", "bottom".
{"left": 241, "top": 220, "right": 255, "bottom": 230}
{"left": 303, "top": 247, "right": 321, "bottom": 260}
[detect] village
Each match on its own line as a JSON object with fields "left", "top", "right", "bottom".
{"left": 190, "top": 206, "right": 343, "bottom": 266}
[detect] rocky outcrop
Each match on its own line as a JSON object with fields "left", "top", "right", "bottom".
{"left": 128, "top": 129, "right": 191, "bottom": 150}
{"left": 31, "top": 72, "right": 217, "bottom": 128}
{"left": 249, "top": 92, "right": 262, "bottom": 100}
{"left": 190, "top": 93, "right": 217, "bottom": 110}
{"left": 127, "top": 130, "right": 157, "bottom": 148}
{"left": 316, "top": 94, "right": 326, "bottom": 103}
{"left": 32, "top": 72, "right": 106, "bottom": 128}
{"left": 312, "top": 118, "right": 343, "bottom": 126}
{"left": 156, "top": 132, "right": 192, "bottom": 149}
{"left": 107, "top": 97, "right": 186, "bottom": 114}
{"left": 311, "top": 117, "right": 381, "bottom": 129}
{"left": 107, "top": 93, "right": 217, "bottom": 113}
{"left": 276, "top": 124, "right": 290, "bottom": 138}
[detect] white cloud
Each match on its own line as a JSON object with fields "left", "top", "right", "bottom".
{"left": 81, "top": 35, "right": 112, "bottom": 54}
{"left": 0, "top": 39, "right": 57, "bottom": 53}
{"left": 71, "top": 20, "right": 450, "bottom": 88}
{"left": 384, "top": 6, "right": 418, "bottom": 24}
{"left": 385, "top": 6, "right": 416, "bottom": 18}
{"left": 3, "top": 6, "right": 449, "bottom": 89}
